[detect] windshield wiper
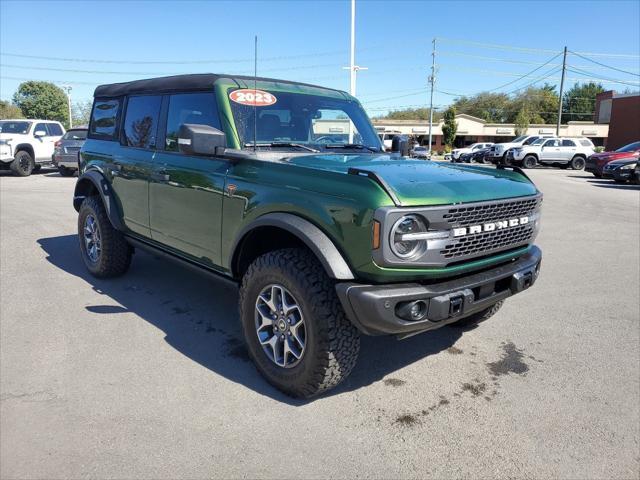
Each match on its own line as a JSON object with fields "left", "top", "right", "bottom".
{"left": 323, "top": 143, "right": 380, "bottom": 153}
{"left": 244, "top": 142, "right": 319, "bottom": 153}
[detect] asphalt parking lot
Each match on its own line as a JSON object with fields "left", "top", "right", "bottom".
{"left": 1, "top": 167, "right": 638, "bottom": 479}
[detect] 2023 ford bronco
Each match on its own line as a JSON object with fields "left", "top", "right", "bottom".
{"left": 74, "top": 74, "right": 542, "bottom": 398}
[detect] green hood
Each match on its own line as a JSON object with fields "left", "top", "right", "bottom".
{"left": 288, "top": 154, "right": 538, "bottom": 207}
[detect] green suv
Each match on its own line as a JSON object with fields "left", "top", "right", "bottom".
{"left": 74, "top": 74, "right": 542, "bottom": 398}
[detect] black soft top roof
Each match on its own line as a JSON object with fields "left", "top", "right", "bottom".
{"left": 93, "top": 73, "right": 343, "bottom": 98}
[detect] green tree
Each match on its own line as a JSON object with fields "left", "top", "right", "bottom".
{"left": 441, "top": 106, "right": 457, "bottom": 149}
{"left": 12, "top": 81, "right": 69, "bottom": 126}
{"left": 376, "top": 107, "right": 441, "bottom": 121}
{"left": 510, "top": 84, "right": 559, "bottom": 124}
{"left": 72, "top": 100, "right": 93, "bottom": 127}
{"left": 514, "top": 107, "right": 531, "bottom": 136}
{"left": 453, "top": 92, "right": 511, "bottom": 123}
{"left": 0, "top": 100, "right": 24, "bottom": 119}
{"left": 562, "top": 82, "right": 605, "bottom": 122}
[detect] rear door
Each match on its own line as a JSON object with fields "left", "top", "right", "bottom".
{"left": 560, "top": 139, "right": 578, "bottom": 162}
{"left": 149, "top": 91, "right": 228, "bottom": 268}
{"left": 112, "top": 94, "right": 162, "bottom": 238}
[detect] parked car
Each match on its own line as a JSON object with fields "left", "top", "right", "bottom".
{"left": 379, "top": 131, "right": 402, "bottom": 151}
{"left": 0, "top": 119, "right": 65, "bottom": 176}
{"left": 457, "top": 147, "right": 491, "bottom": 163}
{"left": 585, "top": 141, "right": 640, "bottom": 178}
{"left": 488, "top": 135, "right": 553, "bottom": 164}
{"left": 411, "top": 145, "right": 430, "bottom": 159}
{"left": 451, "top": 142, "right": 493, "bottom": 161}
{"left": 507, "top": 137, "right": 594, "bottom": 169}
{"left": 603, "top": 158, "right": 638, "bottom": 183}
{"left": 53, "top": 127, "right": 88, "bottom": 176}
{"left": 74, "top": 73, "right": 542, "bottom": 398}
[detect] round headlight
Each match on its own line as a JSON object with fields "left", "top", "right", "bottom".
{"left": 390, "top": 215, "right": 428, "bottom": 259}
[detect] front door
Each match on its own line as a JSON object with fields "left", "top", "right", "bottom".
{"left": 32, "top": 122, "right": 56, "bottom": 161}
{"left": 111, "top": 94, "right": 163, "bottom": 238}
{"left": 540, "top": 139, "right": 561, "bottom": 161}
{"left": 149, "top": 92, "right": 227, "bottom": 268}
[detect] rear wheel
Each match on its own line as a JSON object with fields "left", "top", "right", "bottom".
{"left": 522, "top": 155, "right": 537, "bottom": 169}
{"left": 78, "top": 196, "right": 132, "bottom": 278}
{"left": 239, "top": 248, "right": 360, "bottom": 398}
{"left": 570, "top": 156, "right": 586, "bottom": 170}
{"left": 10, "top": 151, "right": 34, "bottom": 177}
{"left": 58, "top": 166, "right": 75, "bottom": 177}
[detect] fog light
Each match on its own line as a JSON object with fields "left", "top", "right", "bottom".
{"left": 396, "top": 300, "right": 428, "bottom": 321}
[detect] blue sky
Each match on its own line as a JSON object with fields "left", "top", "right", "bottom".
{"left": 1, "top": 0, "right": 639, "bottom": 116}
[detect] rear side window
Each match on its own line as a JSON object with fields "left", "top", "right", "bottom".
{"left": 164, "top": 92, "right": 221, "bottom": 152}
{"left": 48, "top": 123, "right": 64, "bottom": 136}
{"left": 123, "top": 95, "right": 162, "bottom": 149}
{"left": 579, "top": 139, "right": 593, "bottom": 147}
{"left": 562, "top": 139, "right": 576, "bottom": 147}
{"left": 90, "top": 99, "right": 120, "bottom": 139}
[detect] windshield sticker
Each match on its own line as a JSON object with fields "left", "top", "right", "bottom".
{"left": 229, "top": 89, "right": 277, "bottom": 107}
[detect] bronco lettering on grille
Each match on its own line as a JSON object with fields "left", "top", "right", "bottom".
{"left": 453, "top": 216, "right": 530, "bottom": 237}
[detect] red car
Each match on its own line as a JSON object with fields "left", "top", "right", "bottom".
{"left": 585, "top": 141, "right": 640, "bottom": 177}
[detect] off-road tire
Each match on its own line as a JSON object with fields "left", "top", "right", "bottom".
{"left": 451, "top": 301, "right": 504, "bottom": 328}
{"left": 570, "top": 156, "right": 586, "bottom": 170}
{"left": 58, "top": 166, "right": 74, "bottom": 177}
{"left": 522, "top": 155, "right": 537, "bottom": 169}
{"left": 78, "top": 196, "right": 132, "bottom": 278}
{"left": 10, "top": 151, "right": 34, "bottom": 177}
{"left": 239, "top": 248, "right": 360, "bottom": 398}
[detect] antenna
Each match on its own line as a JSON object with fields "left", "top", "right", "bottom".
{"left": 253, "top": 35, "right": 258, "bottom": 152}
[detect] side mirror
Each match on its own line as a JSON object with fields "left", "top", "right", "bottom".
{"left": 391, "top": 135, "right": 409, "bottom": 157}
{"left": 34, "top": 130, "right": 47, "bottom": 138}
{"left": 177, "top": 124, "right": 227, "bottom": 156}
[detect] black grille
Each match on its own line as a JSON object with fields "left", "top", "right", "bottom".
{"left": 441, "top": 224, "right": 534, "bottom": 259}
{"left": 443, "top": 197, "right": 539, "bottom": 227}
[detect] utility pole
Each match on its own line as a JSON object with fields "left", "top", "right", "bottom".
{"left": 428, "top": 38, "right": 436, "bottom": 156}
{"left": 61, "top": 85, "right": 72, "bottom": 128}
{"left": 556, "top": 46, "right": 567, "bottom": 136}
{"left": 342, "top": 0, "right": 367, "bottom": 141}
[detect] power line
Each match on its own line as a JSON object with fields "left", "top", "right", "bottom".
{"left": 571, "top": 50, "right": 640, "bottom": 60}
{"left": 504, "top": 68, "right": 562, "bottom": 95}
{"left": 436, "top": 37, "right": 559, "bottom": 55}
{"left": 483, "top": 53, "right": 563, "bottom": 93}
{"left": 566, "top": 66, "right": 640, "bottom": 87}
{"left": 569, "top": 50, "right": 640, "bottom": 77}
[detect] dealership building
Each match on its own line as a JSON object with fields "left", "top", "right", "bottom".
{"left": 370, "top": 114, "right": 610, "bottom": 149}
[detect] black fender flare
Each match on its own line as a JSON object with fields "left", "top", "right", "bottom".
{"left": 13, "top": 143, "right": 35, "bottom": 159}
{"left": 73, "top": 170, "right": 126, "bottom": 231}
{"left": 231, "top": 212, "right": 355, "bottom": 280}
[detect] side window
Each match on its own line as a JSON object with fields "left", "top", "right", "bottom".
{"left": 562, "top": 139, "right": 576, "bottom": 147}
{"left": 543, "top": 139, "right": 557, "bottom": 147}
{"left": 165, "top": 92, "right": 221, "bottom": 152}
{"left": 48, "top": 123, "right": 63, "bottom": 136}
{"left": 90, "top": 98, "right": 120, "bottom": 139}
{"left": 34, "top": 123, "right": 49, "bottom": 137}
{"left": 579, "top": 139, "right": 593, "bottom": 147}
{"left": 123, "top": 95, "right": 162, "bottom": 149}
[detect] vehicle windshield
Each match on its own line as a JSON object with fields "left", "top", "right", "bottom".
{"left": 62, "top": 129, "right": 88, "bottom": 140}
{"left": 228, "top": 90, "right": 383, "bottom": 152}
{"left": 512, "top": 135, "right": 527, "bottom": 143}
{"left": 0, "top": 121, "right": 31, "bottom": 134}
{"left": 616, "top": 141, "right": 640, "bottom": 153}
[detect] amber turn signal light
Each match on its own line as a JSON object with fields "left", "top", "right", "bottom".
{"left": 372, "top": 220, "right": 381, "bottom": 250}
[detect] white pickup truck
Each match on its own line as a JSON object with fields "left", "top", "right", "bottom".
{"left": 0, "top": 119, "right": 65, "bottom": 176}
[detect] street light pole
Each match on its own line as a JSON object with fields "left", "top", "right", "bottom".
{"left": 61, "top": 85, "right": 72, "bottom": 128}
{"left": 428, "top": 38, "right": 436, "bottom": 156}
{"left": 342, "top": 0, "right": 367, "bottom": 141}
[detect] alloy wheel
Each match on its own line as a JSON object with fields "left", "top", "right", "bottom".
{"left": 83, "top": 214, "right": 102, "bottom": 263}
{"left": 255, "top": 284, "right": 306, "bottom": 368}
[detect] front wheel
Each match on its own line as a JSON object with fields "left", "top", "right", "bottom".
{"left": 239, "top": 248, "right": 360, "bottom": 398}
{"left": 570, "top": 156, "right": 586, "bottom": 170}
{"left": 10, "top": 151, "right": 34, "bottom": 177}
{"left": 78, "top": 196, "right": 132, "bottom": 278}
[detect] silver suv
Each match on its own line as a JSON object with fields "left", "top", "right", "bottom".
{"left": 507, "top": 137, "right": 595, "bottom": 169}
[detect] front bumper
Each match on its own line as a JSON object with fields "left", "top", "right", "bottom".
{"left": 612, "top": 169, "right": 634, "bottom": 181}
{"left": 336, "top": 246, "right": 542, "bottom": 336}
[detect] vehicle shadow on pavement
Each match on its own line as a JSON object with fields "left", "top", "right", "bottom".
{"left": 38, "top": 234, "right": 463, "bottom": 404}
{"left": 567, "top": 176, "right": 640, "bottom": 190}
